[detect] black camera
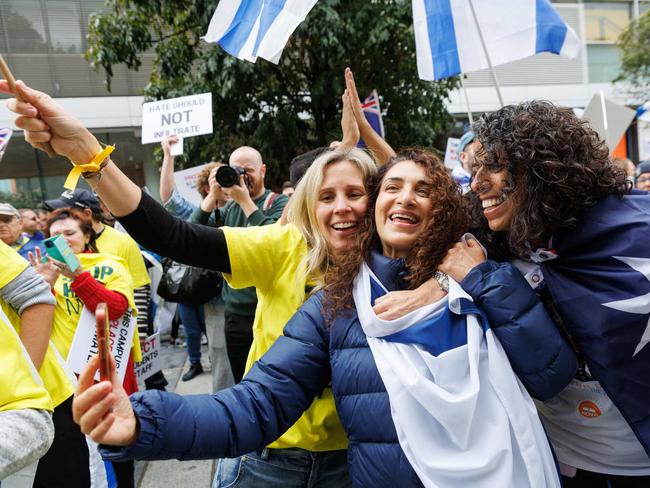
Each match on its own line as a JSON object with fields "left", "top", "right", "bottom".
{"left": 215, "top": 166, "right": 247, "bottom": 188}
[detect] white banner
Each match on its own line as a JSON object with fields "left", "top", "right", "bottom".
{"left": 172, "top": 163, "right": 211, "bottom": 206}
{"left": 444, "top": 137, "right": 460, "bottom": 169}
{"left": 67, "top": 307, "right": 136, "bottom": 383}
{"left": 141, "top": 93, "right": 213, "bottom": 144}
{"left": 135, "top": 333, "right": 162, "bottom": 381}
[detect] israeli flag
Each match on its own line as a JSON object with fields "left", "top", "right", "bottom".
{"left": 353, "top": 262, "right": 560, "bottom": 487}
{"left": 203, "top": 0, "right": 318, "bottom": 64}
{"left": 412, "top": 0, "right": 582, "bottom": 81}
{"left": 638, "top": 102, "right": 650, "bottom": 122}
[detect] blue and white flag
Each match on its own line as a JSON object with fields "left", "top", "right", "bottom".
{"left": 203, "top": 0, "right": 318, "bottom": 64}
{"left": 353, "top": 261, "right": 560, "bottom": 488}
{"left": 357, "top": 90, "right": 385, "bottom": 149}
{"left": 541, "top": 191, "right": 650, "bottom": 456}
{"left": 638, "top": 102, "right": 650, "bottom": 122}
{"left": 412, "top": 0, "right": 582, "bottom": 81}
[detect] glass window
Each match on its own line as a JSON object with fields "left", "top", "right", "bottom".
{"left": 587, "top": 44, "right": 622, "bottom": 82}
{"left": 3, "top": 0, "right": 48, "bottom": 53}
{"left": 585, "top": 2, "right": 631, "bottom": 42}
{"left": 44, "top": 1, "right": 83, "bottom": 54}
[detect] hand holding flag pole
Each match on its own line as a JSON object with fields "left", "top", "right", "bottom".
{"left": 0, "top": 55, "right": 56, "bottom": 157}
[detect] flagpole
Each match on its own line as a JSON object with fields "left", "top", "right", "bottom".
{"left": 460, "top": 74, "right": 474, "bottom": 125}
{"left": 599, "top": 90, "right": 610, "bottom": 151}
{"left": 467, "top": 0, "right": 504, "bottom": 108}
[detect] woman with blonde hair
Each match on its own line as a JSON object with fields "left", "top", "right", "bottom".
{"left": 4, "top": 76, "right": 443, "bottom": 487}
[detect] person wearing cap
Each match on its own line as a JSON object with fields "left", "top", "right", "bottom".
{"left": 44, "top": 189, "right": 151, "bottom": 294}
{"left": 636, "top": 160, "right": 650, "bottom": 192}
{"left": 451, "top": 130, "right": 476, "bottom": 193}
{"left": 44, "top": 188, "right": 148, "bottom": 488}
{"left": 0, "top": 203, "right": 45, "bottom": 259}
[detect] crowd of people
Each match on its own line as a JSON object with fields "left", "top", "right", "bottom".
{"left": 0, "top": 67, "right": 648, "bottom": 488}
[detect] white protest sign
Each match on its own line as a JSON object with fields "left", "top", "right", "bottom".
{"left": 141, "top": 93, "right": 213, "bottom": 144}
{"left": 67, "top": 307, "right": 136, "bottom": 383}
{"left": 135, "top": 333, "right": 162, "bottom": 381}
{"left": 444, "top": 137, "right": 460, "bottom": 169}
{"left": 582, "top": 94, "right": 635, "bottom": 154}
{"left": 170, "top": 137, "right": 184, "bottom": 156}
{"left": 172, "top": 163, "right": 211, "bottom": 206}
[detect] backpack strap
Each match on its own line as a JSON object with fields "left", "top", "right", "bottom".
{"left": 262, "top": 192, "right": 279, "bottom": 214}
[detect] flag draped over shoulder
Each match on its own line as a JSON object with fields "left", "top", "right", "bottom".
{"left": 411, "top": 0, "right": 581, "bottom": 81}
{"left": 541, "top": 191, "right": 650, "bottom": 456}
{"left": 353, "top": 262, "right": 560, "bottom": 488}
{"left": 202, "top": 0, "right": 318, "bottom": 63}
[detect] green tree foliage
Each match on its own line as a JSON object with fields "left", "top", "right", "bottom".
{"left": 86, "top": 0, "right": 458, "bottom": 181}
{"left": 616, "top": 9, "right": 650, "bottom": 99}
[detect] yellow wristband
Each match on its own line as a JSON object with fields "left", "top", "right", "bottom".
{"left": 64, "top": 145, "right": 115, "bottom": 190}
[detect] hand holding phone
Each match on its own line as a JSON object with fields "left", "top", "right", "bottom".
{"left": 42, "top": 235, "right": 81, "bottom": 272}
{"left": 95, "top": 303, "right": 112, "bottom": 382}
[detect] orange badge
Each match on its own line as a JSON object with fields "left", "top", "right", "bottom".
{"left": 578, "top": 400, "right": 601, "bottom": 418}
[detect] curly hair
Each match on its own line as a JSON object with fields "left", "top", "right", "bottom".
{"left": 470, "top": 100, "right": 629, "bottom": 257}
{"left": 196, "top": 162, "right": 225, "bottom": 198}
{"left": 45, "top": 207, "right": 98, "bottom": 252}
{"left": 323, "top": 148, "right": 469, "bottom": 317}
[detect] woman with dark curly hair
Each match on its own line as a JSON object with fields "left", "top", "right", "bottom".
{"left": 440, "top": 100, "right": 650, "bottom": 487}
{"left": 73, "top": 149, "right": 573, "bottom": 487}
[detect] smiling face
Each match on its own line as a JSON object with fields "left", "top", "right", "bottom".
{"left": 375, "top": 160, "right": 433, "bottom": 259}
{"left": 470, "top": 164, "right": 516, "bottom": 232}
{"left": 315, "top": 160, "right": 368, "bottom": 259}
{"left": 49, "top": 218, "right": 89, "bottom": 254}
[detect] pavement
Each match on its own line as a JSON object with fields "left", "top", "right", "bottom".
{"left": 134, "top": 337, "right": 216, "bottom": 488}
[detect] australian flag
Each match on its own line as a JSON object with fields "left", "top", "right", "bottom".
{"left": 357, "top": 90, "right": 385, "bottom": 149}
{"left": 541, "top": 190, "right": 650, "bottom": 456}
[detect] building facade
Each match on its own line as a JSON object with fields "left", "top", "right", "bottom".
{"left": 0, "top": 0, "right": 649, "bottom": 202}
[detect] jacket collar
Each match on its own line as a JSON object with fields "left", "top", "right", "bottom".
{"left": 367, "top": 249, "right": 408, "bottom": 292}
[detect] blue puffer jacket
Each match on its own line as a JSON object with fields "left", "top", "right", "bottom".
{"left": 101, "top": 252, "right": 577, "bottom": 487}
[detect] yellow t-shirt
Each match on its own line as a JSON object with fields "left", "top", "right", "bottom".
{"left": 95, "top": 225, "right": 150, "bottom": 288}
{"left": 51, "top": 253, "right": 141, "bottom": 362}
{"left": 0, "top": 241, "right": 74, "bottom": 408}
{"left": 223, "top": 223, "right": 347, "bottom": 451}
{"left": 0, "top": 318, "right": 52, "bottom": 412}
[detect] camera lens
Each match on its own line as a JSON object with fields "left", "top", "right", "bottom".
{"left": 215, "top": 166, "right": 240, "bottom": 188}
{"left": 45, "top": 241, "right": 53, "bottom": 247}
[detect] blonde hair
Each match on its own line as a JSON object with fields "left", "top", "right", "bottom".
{"left": 285, "top": 147, "right": 377, "bottom": 287}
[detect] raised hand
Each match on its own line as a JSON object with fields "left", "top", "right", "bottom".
{"left": 340, "top": 89, "right": 360, "bottom": 149}
{"left": 161, "top": 134, "right": 179, "bottom": 157}
{"left": 73, "top": 355, "right": 138, "bottom": 446}
{"left": 1, "top": 80, "right": 101, "bottom": 163}
{"left": 27, "top": 248, "right": 60, "bottom": 287}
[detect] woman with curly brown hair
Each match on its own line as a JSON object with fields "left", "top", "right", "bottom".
{"left": 440, "top": 100, "right": 650, "bottom": 487}
{"left": 73, "top": 149, "right": 573, "bottom": 487}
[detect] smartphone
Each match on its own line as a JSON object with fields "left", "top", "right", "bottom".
{"left": 42, "top": 235, "right": 81, "bottom": 272}
{"left": 95, "top": 303, "right": 112, "bottom": 382}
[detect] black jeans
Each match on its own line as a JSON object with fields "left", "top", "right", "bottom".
{"left": 563, "top": 469, "right": 650, "bottom": 488}
{"left": 224, "top": 311, "right": 254, "bottom": 383}
{"left": 33, "top": 396, "right": 90, "bottom": 488}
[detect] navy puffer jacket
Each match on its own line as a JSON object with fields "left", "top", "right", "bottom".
{"left": 101, "top": 252, "right": 577, "bottom": 487}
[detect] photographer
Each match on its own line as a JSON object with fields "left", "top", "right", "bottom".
{"left": 191, "top": 146, "right": 288, "bottom": 382}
